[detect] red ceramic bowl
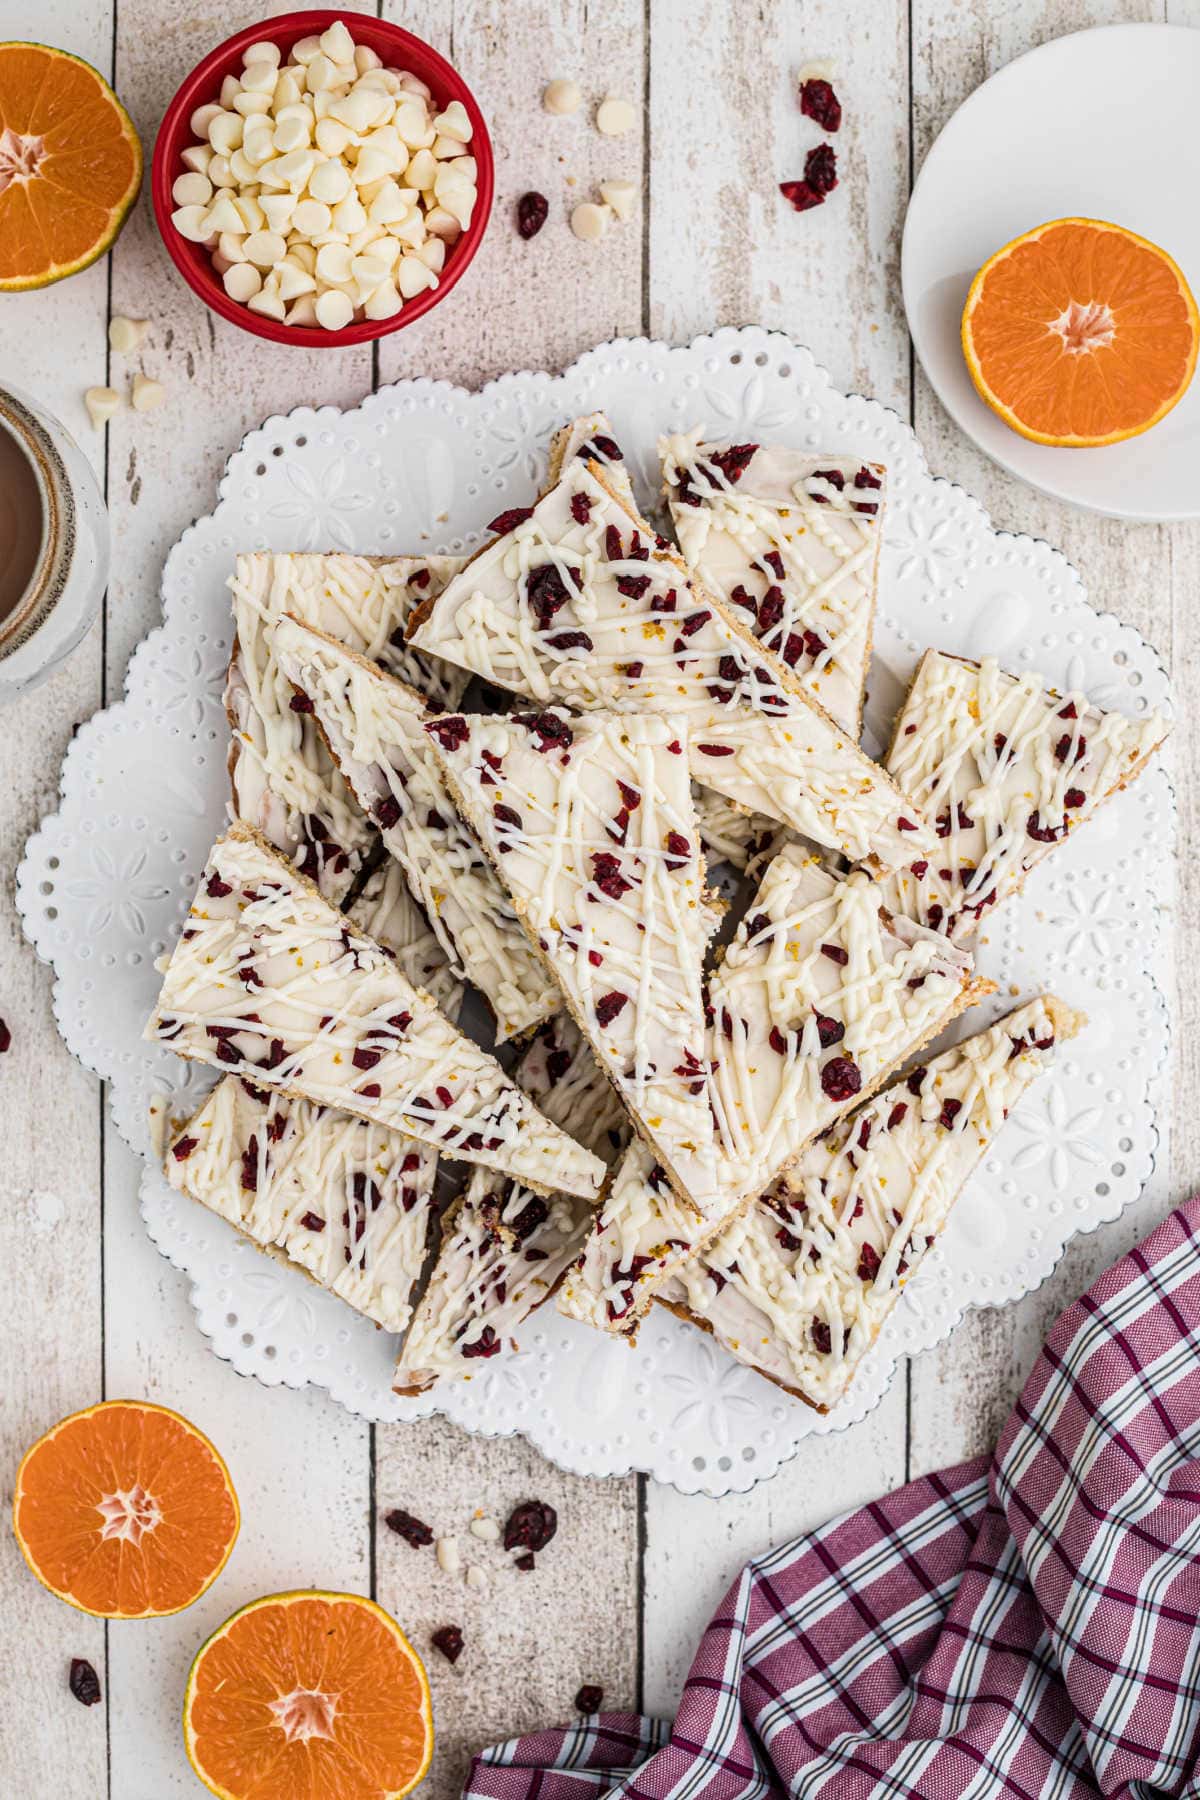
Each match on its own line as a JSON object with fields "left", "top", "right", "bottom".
{"left": 151, "top": 9, "right": 494, "bottom": 347}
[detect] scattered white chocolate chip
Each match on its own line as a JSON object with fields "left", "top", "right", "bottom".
{"left": 130, "top": 374, "right": 166, "bottom": 413}
{"left": 84, "top": 386, "right": 122, "bottom": 429}
{"left": 542, "top": 77, "right": 582, "bottom": 116}
{"left": 599, "top": 178, "right": 637, "bottom": 221}
{"left": 465, "top": 1565, "right": 488, "bottom": 1593}
{"left": 570, "top": 200, "right": 612, "bottom": 242}
{"left": 596, "top": 95, "right": 636, "bottom": 136}
{"left": 108, "top": 315, "right": 150, "bottom": 354}
{"left": 468, "top": 1515, "right": 500, "bottom": 1543}
{"left": 435, "top": 1536, "right": 461, "bottom": 1575}
{"left": 171, "top": 18, "right": 477, "bottom": 333}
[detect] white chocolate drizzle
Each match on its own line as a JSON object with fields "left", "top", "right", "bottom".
{"left": 881, "top": 651, "right": 1170, "bottom": 940}
{"left": 663, "top": 995, "right": 1085, "bottom": 1409}
{"left": 394, "top": 1014, "right": 628, "bottom": 1389}
{"left": 146, "top": 823, "right": 606, "bottom": 1199}
{"left": 406, "top": 458, "right": 931, "bottom": 871}
{"left": 661, "top": 430, "right": 883, "bottom": 735}
{"left": 557, "top": 842, "right": 983, "bottom": 1332}
{"left": 423, "top": 708, "right": 722, "bottom": 1211}
{"left": 275, "top": 615, "right": 558, "bottom": 1042}
{"left": 165, "top": 1078, "right": 438, "bottom": 1335}
{"left": 226, "top": 551, "right": 465, "bottom": 899}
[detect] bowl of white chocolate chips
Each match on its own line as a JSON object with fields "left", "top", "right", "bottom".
{"left": 151, "top": 10, "right": 492, "bottom": 344}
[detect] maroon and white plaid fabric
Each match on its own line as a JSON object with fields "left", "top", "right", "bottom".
{"left": 465, "top": 1200, "right": 1200, "bottom": 1799}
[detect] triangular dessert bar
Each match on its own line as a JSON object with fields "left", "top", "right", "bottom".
{"left": 146, "top": 824, "right": 606, "bottom": 1199}
{"left": 275, "top": 615, "right": 558, "bottom": 1041}
{"left": 406, "top": 457, "right": 930, "bottom": 872}
{"left": 661, "top": 432, "right": 884, "bottom": 735}
{"left": 660, "top": 995, "right": 1084, "bottom": 1409}
{"left": 880, "top": 651, "right": 1170, "bottom": 940}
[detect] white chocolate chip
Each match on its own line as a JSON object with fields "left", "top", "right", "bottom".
{"left": 363, "top": 279, "right": 402, "bottom": 320}
{"left": 223, "top": 262, "right": 262, "bottom": 303}
{"left": 131, "top": 373, "right": 166, "bottom": 413}
{"left": 207, "top": 111, "right": 244, "bottom": 156}
{"left": 542, "top": 78, "right": 582, "bottom": 116}
{"left": 243, "top": 229, "right": 288, "bottom": 267}
{"left": 84, "top": 386, "right": 122, "bottom": 429}
{"left": 397, "top": 253, "right": 436, "bottom": 298}
{"left": 203, "top": 192, "right": 246, "bottom": 236}
{"left": 596, "top": 95, "right": 636, "bottom": 136}
{"left": 570, "top": 200, "right": 611, "bottom": 242}
{"left": 286, "top": 293, "right": 318, "bottom": 326}
{"left": 108, "top": 315, "right": 149, "bottom": 354}
{"left": 314, "top": 288, "right": 354, "bottom": 330}
{"left": 240, "top": 59, "right": 280, "bottom": 96}
{"left": 468, "top": 1515, "right": 500, "bottom": 1543}
{"left": 207, "top": 153, "right": 236, "bottom": 189}
{"left": 247, "top": 284, "right": 287, "bottom": 322}
{"left": 291, "top": 34, "right": 322, "bottom": 65}
{"left": 170, "top": 204, "right": 213, "bottom": 244}
{"left": 242, "top": 39, "right": 281, "bottom": 68}
{"left": 180, "top": 143, "right": 214, "bottom": 177}
{"left": 465, "top": 1565, "right": 488, "bottom": 1593}
{"left": 320, "top": 20, "right": 357, "bottom": 65}
{"left": 189, "top": 102, "right": 223, "bottom": 139}
{"left": 435, "top": 1536, "right": 461, "bottom": 1575}
{"left": 218, "top": 74, "right": 241, "bottom": 109}
{"left": 433, "top": 100, "right": 471, "bottom": 141}
{"left": 308, "top": 157, "right": 351, "bottom": 205}
{"left": 599, "top": 178, "right": 637, "bottom": 221}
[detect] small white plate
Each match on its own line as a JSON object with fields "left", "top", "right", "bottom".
{"left": 903, "top": 23, "right": 1200, "bottom": 523}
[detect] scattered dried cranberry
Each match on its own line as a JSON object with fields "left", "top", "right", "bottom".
{"left": 887, "top": 1102, "right": 908, "bottom": 1130}
{"left": 488, "top": 505, "right": 534, "bottom": 534}
{"left": 591, "top": 851, "right": 632, "bottom": 899}
{"left": 289, "top": 691, "right": 313, "bottom": 713}
{"left": 514, "top": 1553, "right": 536, "bottom": 1571}
{"left": 570, "top": 492, "right": 592, "bottom": 525}
{"left": 300, "top": 1211, "right": 325, "bottom": 1232}
{"left": 205, "top": 871, "right": 232, "bottom": 899}
{"left": 663, "top": 831, "right": 691, "bottom": 866}
{"left": 171, "top": 1135, "right": 197, "bottom": 1162}
{"left": 820, "top": 1055, "right": 862, "bottom": 1102}
{"left": 709, "top": 443, "right": 758, "bottom": 485}
{"left": 857, "top": 1242, "right": 881, "bottom": 1284}
{"left": 821, "top": 942, "right": 849, "bottom": 966}
{"left": 373, "top": 793, "right": 401, "bottom": 830}
{"left": 0, "top": 1018, "right": 9, "bottom": 1054}
{"left": 385, "top": 1507, "right": 434, "bottom": 1548}
{"left": 811, "top": 1319, "right": 834, "bottom": 1355}
{"left": 815, "top": 1012, "right": 844, "bottom": 1049}
{"left": 594, "top": 992, "right": 628, "bottom": 1028}
{"left": 432, "top": 1624, "right": 464, "bottom": 1664}
{"left": 804, "top": 142, "right": 838, "bottom": 196}
{"left": 504, "top": 1498, "right": 558, "bottom": 1553}
{"left": 780, "top": 179, "right": 824, "bottom": 213}
{"left": 576, "top": 1684, "right": 604, "bottom": 1713}
{"left": 939, "top": 1098, "right": 963, "bottom": 1131}
{"left": 426, "top": 715, "right": 470, "bottom": 752}
{"left": 800, "top": 75, "right": 841, "bottom": 132}
{"left": 513, "top": 710, "right": 573, "bottom": 751}
{"left": 69, "top": 1658, "right": 101, "bottom": 1706}
{"left": 461, "top": 1325, "right": 501, "bottom": 1359}
{"left": 516, "top": 191, "right": 549, "bottom": 239}
{"left": 1026, "top": 811, "right": 1065, "bottom": 844}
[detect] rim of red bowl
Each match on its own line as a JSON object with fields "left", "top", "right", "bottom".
{"left": 151, "top": 9, "right": 494, "bottom": 349}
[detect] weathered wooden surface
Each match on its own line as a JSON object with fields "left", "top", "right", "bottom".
{"left": 0, "top": 0, "right": 1194, "bottom": 1791}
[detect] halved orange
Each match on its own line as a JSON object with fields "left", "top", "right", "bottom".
{"left": 13, "top": 1399, "right": 239, "bottom": 1618}
{"left": 961, "top": 217, "right": 1198, "bottom": 447}
{"left": 0, "top": 41, "right": 142, "bottom": 290}
{"left": 184, "top": 1590, "right": 434, "bottom": 1800}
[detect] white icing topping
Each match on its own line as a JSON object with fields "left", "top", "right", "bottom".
{"left": 665, "top": 995, "right": 1084, "bottom": 1409}
{"left": 146, "top": 824, "right": 606, "bottom": 1199}
{"left": 546, "top": 411, "right": 635, "bottom": 507}
{"left": 881, "top": 651, "right": 1170, "bottom": 940}
{"left": 407, "top": 459, "right": 931, "bottom": 870}
{"left": 557, "top": 842, "right": 980, "bottom": 1331}
{"left": 275, "top": 616, "right": 558, "bottom": 1042}
{"left": 423, "top": 708, "right": 722, "bottom": 1211}
{"left": 661, "top": 431, "right": 883, "bottom": 735}
{"left": 394, "top": 1014, "right": 628, "bottom": 1389}
{"left": 226, "top": 551, "right": 465, "bottom": 898}
{"left": 165, "top": 1078, "right": 437, "bottom": 1335}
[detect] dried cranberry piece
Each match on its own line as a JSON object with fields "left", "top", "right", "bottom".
{"left": 815, "top": 1012, "right": 844, "bottom": 1049}
{"left": 516, "top": 191, "right": 549, "bottom": 239}
{"left": 426, "top": 714, "right": 469, "bottom": 752}
{"left": 820, "top": 1055, "right": 861, "bottom": 1102}
{"left": 780, "top": 179, "right": 824, "bottom": 212}
{"left": 509, "top": 1197, "right": 549, "bottom": 1241}
{"left": 591, "top": 851, "right": 632, "bottom": 899}
{"left": 353, "top": 1046, "right": 382, "bottom": 1071}
{"left": 594, "top": 992, "right": 628, "bottom": 1028}
{"left": 616, "top": 573, "right": 652, "bottom": 600}
{"left": 757, "top": 588, "right": 785, "bottom": 634}
{"left": 939, "top": 1098, "right": 963, "bottom": 1130}
{"left": 1026, "top": 811, "right": 1065, "bottom": 844}
{"left": 385, "top": 1507, "right": 434, "bottom": 1548}
{"left": 373, "top": 793, "right": 401, "bottom": 830}
{"left": 300, "top": 1211, "right": 325, "bottom": 1232}
{"left": 582, "top": 434, "right": 621, "bottom": 462}
{"left": 623, "top": 660, "right": 644, "bottom": 680}
{"left": 709, "top": 443, "right": 758, "bottom": 485}
{"left": 570, "top": 492, "right": 592, "bottom": 525}
{"left": 504, "top": 1498, "right": 557, "bottom": 1553}
{"left": 545, "top": 1046, "right": 572, "bottom": 1085}
{"left": 513, "top": 710, "right": 574, "bottom": 751}
{"left": 205, "top": 871, "right": 232, "bottom": 899}
{"left": 821, "top": 943, "right": 849, "bottom": 966}
{"left": 0, "top": 1018, "right": 9, "bottom": 1054}
{"left": 855, "top": 466, "right": 882, "bottom": 491}
{"left": 576, "top": 1684, "right": 604, "bottom": 1714}
{"left": 1055, "top": 732, "right": 1088, "bottom": 765}
{"left": 887, "top": 1102, "right": 908, "bottom": 1130}
{"left": 663, "top": 831, "right": 690, "bottom": 866}
{"left": 461, "top": 1325, "right": 501, "bottom": 1360}
{"left": 69, "top": 1658, "right": 102, "bottom": 1707}
{"left": 857, "top": 1241, "right": 881, "bottom": 1284}
{"left": 804, "top": 142, "right": 838, "bottom": 195}
{"left": 171, "top": 1135, "right": 198, "bottom": 1162}
{"left": 811, "top": 1319, "right": 834, "bottom": 1355}
{"left": 769, "top": 1026, "right": 789, "bottom": 1055}
{"left": 680, "top": 609, "right": 710, "bottom": 637}
{"left": 696, "top": 742, "right": 734, "bottom": 756}
{"left": 239, "top": 1138, "right": 259, "bottom": 1192}
{"left": 729, "top": 583, "right": 757, "bottom": 614}
{"left": 907, "top": 1068, "right": 925, "bottom": 1096}
{"left": 910, "top": 859, "right": 929, "bottom": 879}
{"left": 800, "top": 76, "right": 841, "bottom": 132}
{"left": 526, "top": 560, "right": 572, "bottom": 627}
{"left": 1065, "top": 788, "right": 1085, "bottom": 809}
{"left": 432, "top": 1624, "right": 464, "bottom": 1664}
{"left": 514, "top": 1553, "right": 536, "bottom": 1571}
{"left": 546, "top": 628, "right": 593, "bottom": 652}
{"left": 489, "top": 505, "right": 534, "bottom": 535}
{"left": 288, "top": 691, "right": 313, "bottom": 713}
{"left": 494, "top": 802, "right": 523, "bottom": 832}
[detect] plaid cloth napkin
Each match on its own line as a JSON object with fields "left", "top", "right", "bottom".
{"left": 465, "top": 1200, "right": 1200, "bottom": 1799}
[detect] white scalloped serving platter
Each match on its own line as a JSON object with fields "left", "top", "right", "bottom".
{"left": 16, "top": 328, "right": 1174, "bottom": 1496}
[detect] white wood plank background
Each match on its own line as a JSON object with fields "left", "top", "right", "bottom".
{"left": 1, "top": 1, "right": 1197, "bottom": 1793}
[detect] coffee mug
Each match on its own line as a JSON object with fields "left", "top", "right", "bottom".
{"left": 0, "top": 384, "right": 109, "bottom": 702}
